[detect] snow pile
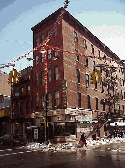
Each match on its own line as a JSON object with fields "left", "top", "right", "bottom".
{"left": 24, "top": 137, "right": 125, "bottom": 152}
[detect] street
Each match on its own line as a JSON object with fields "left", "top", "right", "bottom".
{"left": 0, "top": 140, "right": 125, "bottom": 168}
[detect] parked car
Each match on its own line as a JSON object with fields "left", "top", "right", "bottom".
{"left": 0, "top": 134, "right": 27, "bottom": 146}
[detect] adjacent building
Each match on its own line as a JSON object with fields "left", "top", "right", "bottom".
{"left": 11, "top": 66, "right": 33, "bottom": 139}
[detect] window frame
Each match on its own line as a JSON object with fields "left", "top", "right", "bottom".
{"left": 95, "top": 97, "right": 98, "bottom": 110}
{"left": 47, "top": 29, "right": 51, "bottom": 37}
{"left": 47, "top": 68, "right": 51, "bottom": 83}
{"left": 41, "top": 34, "right": 44, "bottom": 43}
{"left": 35, "top": 37, "right": 39, "bottom": 47}
{"left": 36, "top": 55, "right": 39, "bottom": 65}
{"left": 47, "top": 49, "right": 51, "bottom": 60}
{"left": 75, "top": 49, "right": 79, "bottom": 61}
{"left": 85, "top": 57, "right": 88, "bottom": 67}
{"left": 55, "top": 91, "right": 59, "bottom": 107}
{"left": 41, "top": 94, "right": 45, "bottom": 109}
{"left": 84, "top": 39, "right": 86, "bottom": 48}
{"left": 74, "top": 31, "right": 78, "bottom": 42}
{"left": 35, "top": 73, "right": 39, "bottom": 86}
{"left": 86, "top": 74, "right": 89, "bottom": 87}
{"left": 47, "top": 92, "right": 52, "bottom": 108}
{"left": 54, "top": 46, "right": 58, "bottom": 57}
{"left": 41, "top": 71, "right": 44, "bottom": 85}
{"left": 77, "top": 92, "right": 81, "bottom": 108}
{"left": 91, "top": 44, "right": 94, "bottom": 54}
{"left": 41, "top": 53, "right": 44, "bottom": 63}
{"left": 54, "top": 66, "right": 58, "bottom": 80}
{"left": 87, "top": 95, "right": 91, "bottom": 109}
{"left": 26, "top": 102, "right": 30, "bottom": 114}
{"left": 35, "top": 95, "right": 39, "bottom": 110}
{"left": 76, "top": 69, "right": 80, "bottom": 84}
{"left": 54, "top": 26, "right": 57, "bottom": 36}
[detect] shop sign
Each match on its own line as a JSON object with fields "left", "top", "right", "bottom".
{"left": 62, "top": 80, "right": 67, "bottom": 108}
{"left": 34, "top": 129, "right": 38, "bottom": 139}
{"left": 77, "top": 126, "right": 93, "bottom": 132}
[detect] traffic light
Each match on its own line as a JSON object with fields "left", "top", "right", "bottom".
{"left": 13, "top": 69, "right": 20, "bottom": 83}
{"left": 8, "top": 71, "right": 13, "bottom": 84}
{"left": 90, "top": 70, "right": 96, "bottom": 84}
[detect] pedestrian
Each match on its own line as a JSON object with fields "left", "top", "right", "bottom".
{"left": 80, "top": 133, "right": 87, "bottom": 148}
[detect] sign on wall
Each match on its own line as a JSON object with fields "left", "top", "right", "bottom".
{"left": 62, "top": 80, "right": 67, "bottom": 108}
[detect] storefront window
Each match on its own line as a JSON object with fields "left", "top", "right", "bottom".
{"left": 54, "top": 122, "right": 75, "bottom": 136}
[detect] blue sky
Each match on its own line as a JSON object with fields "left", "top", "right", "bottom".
{"left": 0, "top": 0, "right": 125, "bottom": 74}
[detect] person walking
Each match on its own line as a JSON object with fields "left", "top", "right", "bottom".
{"left": 80, "top": 133, "right": 87, "bottom": 148}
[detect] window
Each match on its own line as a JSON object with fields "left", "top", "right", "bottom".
{"left": 101, "top": 82, "right": 104, "bottom": 93}
{"left": 75, "top": 49, "right": 79, "bottom": 61}
{"left": 121, "top": 90, "right": 123, "bottom": 99}
{"left": 54, "top": 46, "right": 58, "bottom": 57}
{"left": 93, "top": 61, "right": 95, "bottom": 70}
{"left": 112, "top": 86, "right": 114, "bottom": 95}
{"left": 41, "top": 94, "right": 45, "bottom": 108}
{"left": 35, "top": 73, "right": 39, "bottom": 86}
{"left": 103, "top": 100, "right": 105, "bottom": 111}
{"left": 55, "top": 91, "right": 59, "bottom": 107}
{"left": 26, "top": 102, "right": 30, "bottom": 114}
{"left": 20, "top": 102, "right": 23, "bottom": 115}
{"left": 47, "top": 92, "right": 52, "bottom": 108}
{"left": 106, "top": 69, "right": 108, "bottom": 77}
{"left": 47, "top": 69, "right": 51, "bottom": 82}
{"left": 76, "top": 69, "right": 80, "bottom": 84}
{"left": 35, "top": 37, "right": 39, "bottom": 47}
{"left": 91, "top": 45, "right": 94, "bottom": 54}
{"left": 74, "top": 31, "right": 78, "bottom": 42}
{"left": 113, "top": 103, "right": 116, "bottom": 113}
{"left": 95, "top": 82, "right": 97, "bottom": 90}
{"left": 41, "top": 71, "right": 44, "bottom": 85}
{"left": 84, "top": 39, "right": 86, "bottom": 48}
{"left": 78, "top": 92, "right": 81, "bottom": 108}
{"left": 98, "top": 50, "right": 100, "bottom": 57}
{"left": 107, "top": 84, "right": 109, "bottom": 94}
{"left": 87, "top": 95, "right": 91, "bottom": 109}
{"left": 54, "top": 66, "right": 58, "bottom": 80}
{"left": 54, "top": 26, "right": 57, "bottom": 36}
{"left": 95, "top": 97, "right": 98, "bottom": 110}
{"left": 122, "top": 105, "right": 124, "bottom": 112}
{"left": 47, "top": 29, "right": 51, "bottom": 36}
{"left": 47, "top": 49, "right": 51, "bottom": 59}
{"left": 41, "top": 34, "right": 44, "bottom": 43}
{"left": 41, "top": 53, "right": 44, "bottom": 63}
{"left": 35, "top": 95, "right": 39, "bottom": 109}
{"left": 120, "top": 78, "right": 122, "bottom": 85}
{"left": 20, "top": 87, "right": 23, "bottom": 96}
{"left": 26, "top": 85, "right": 30, "bottom": 95}
{"left": 36, "top": 55, "right": 39, "bottom": 65}
{"left": 122, "top": 79, "right": 124, "bottom": 86}
{"left": 100, "top": 66, "right": 102, "bottom": 73}
{"left": 85, "top": 57, "right": 88, "bottom": 66}
{"left": 86, "top": 74, "right": 89, "bottom": 87}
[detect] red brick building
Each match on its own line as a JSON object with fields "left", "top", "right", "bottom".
{"left": 11, "top": 66, "right": 33, "bottom": 139}
{"left": 31, "top": 7, "right": 125, "bottom": 141}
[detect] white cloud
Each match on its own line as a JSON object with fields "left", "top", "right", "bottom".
{"left": 89, "top": 24, "right": 125, "bottom": 60}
